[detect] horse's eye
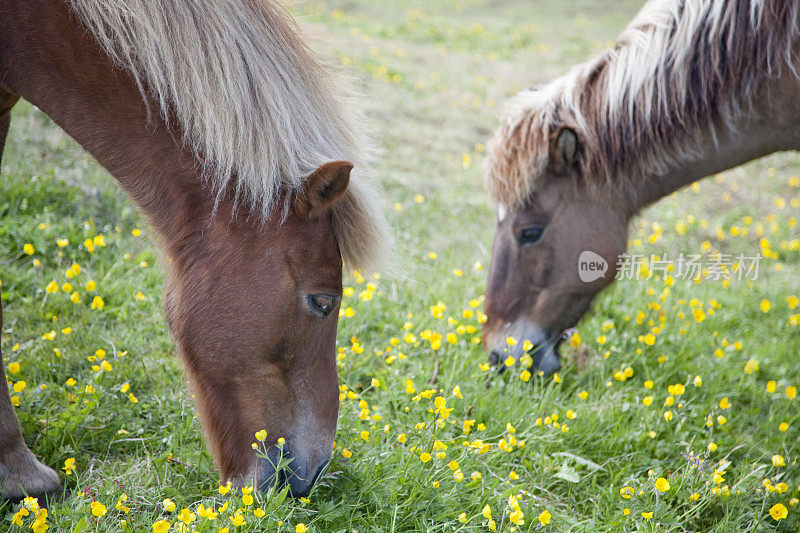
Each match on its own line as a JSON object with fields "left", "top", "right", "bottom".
{"left": 518, "top": 226, "right": 545, "bottom": 246}
{"left": 307, "top": 294, "right": 336, "bottom": 318}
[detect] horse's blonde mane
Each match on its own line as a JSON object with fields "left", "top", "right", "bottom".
{"left": 486, "top": 0, "right": 800, "bottom": 209}
{"left": 67, "top": 0, "right": 389, "bottom": 270}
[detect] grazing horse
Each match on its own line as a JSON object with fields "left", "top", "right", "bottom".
{"left": 482, "top": 0, "right": 800, "bottom": 373}
{"left": 0, "top": 0, "right": 389, "bottom": 499}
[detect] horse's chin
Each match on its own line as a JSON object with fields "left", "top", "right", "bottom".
{"left": 528, "top": 335, "right": 563, "bottom": 376}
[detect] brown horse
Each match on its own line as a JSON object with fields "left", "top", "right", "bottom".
{"left": 0, "top": 0, "right": 389, "bottom": 499}
{"left": 482, "top": 0, "right": 800, "bottom": 373}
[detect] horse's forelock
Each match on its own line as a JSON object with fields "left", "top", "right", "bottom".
{"left": 485, "top": 89, "right": 558, "bottom": 209}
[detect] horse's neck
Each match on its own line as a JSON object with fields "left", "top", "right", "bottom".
{"left": 0, "top": 0, "right": 219, "bottom": 247}
{"left": 627, "top": 70, "right": 800, "bottom": 215}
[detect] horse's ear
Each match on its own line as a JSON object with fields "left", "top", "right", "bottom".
{"left": 295, "top": 161, "right": 352, "bottom": 215}
{"left": 550, "top": 126, "right": 579, "bottom": 175}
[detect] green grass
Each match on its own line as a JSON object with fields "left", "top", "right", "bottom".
{"left": 2, "top": 0, "right": 799, "bottom": 531}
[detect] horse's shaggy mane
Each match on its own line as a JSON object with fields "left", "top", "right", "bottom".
{"left": 67, "top": 0, "right": 389, "bottom": 270}
{"left": 486, "top": 0, "right": 800, "bottom": 209}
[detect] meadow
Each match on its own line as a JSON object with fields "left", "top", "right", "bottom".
{"left": 1, "top": 0, "right": 799, "bottom": 531}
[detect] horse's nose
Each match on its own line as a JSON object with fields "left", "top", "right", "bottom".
{"left": 253, "top": 444, "right": 327, "bottom": 497}
{"left": 286, "top": 460, "right": 327, "bottom": 498}
{"left": 488, "top": 350, "right": 500, "bottom": 365}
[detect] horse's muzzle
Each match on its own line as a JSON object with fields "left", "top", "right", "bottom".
{"left": 487, "top": 322, "right": 562, "bottom": 376}
{"left": 252, "top": 443, "right": 328, "bottom": 498}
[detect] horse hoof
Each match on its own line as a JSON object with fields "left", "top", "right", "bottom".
{"left": 0, "top": 460, "right": 63, "bottom": 505}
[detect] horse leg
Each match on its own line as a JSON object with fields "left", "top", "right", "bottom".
{"left": 0, "top": 101, "right": 61, "bottom": 502}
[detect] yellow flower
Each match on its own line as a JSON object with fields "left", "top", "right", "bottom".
{"left": 663, "top": 410, "right": 673, "bottom": 421}
{"left": 568, "top": 332, "right": 581, "bottom": 347}
{"left": 85, "top": 280, "right": 96, "bottom": 291}
{"left": 655, "top": 477, "right": 670, "bottom": 492}
{"left": 13, "top": 380, "right": 26, "bottom": 393}
{"left": 255, "top": 429, "right": 267, "bottom": 441}
{"left": 8, "top": 362, "right": 20, "bottom": 374}
{"left": 23, "top": 243, "right": 35, "bottom": 255}
{"left": 11, "top": 508, "right": 29, "bottom": 526}
{"left": 90, "top": 501, "right": 107, "bottom": 517}
{"left": 772, "top": 454, "right": 786, "bottom": 467}
{"left": 296, "top": 524, "right": 307, "bottom": 533}
{"left": 509, "top": 508, "right": 524, "bottom": 525}
{"left": 760, "top": 299, "right": 771, "bottom": 313}
{"left": 230, "top": 513, "right": 245, "bottom": 526}
{"left": 242, "top": 494, "right": 254, "bottom": 506}
{"left": 45, "top": 281, "right": 59, "bottom": 293}
{"left": 641, "top": 511, "right": 653, "bottom": 519}
{"left": 779, "top": 422, "right": 789, "bottom": 432}
{"left": 708, "top": 442, "right": 717, "bottom": 452}
{"left": 770, "top": 503, "right": 788, "bottom": 521}
{"left": 787, "top": 386, "right": 797, "bottom": 400}
{"left": 56, "top": 238, "right": 69, "bottom": 248}
{"left": 70, "top": 292, "right": 81, "bottom": 303}
{"left": 482, "top": 505, "right": 492, "bottom": 520}
{"left": 538, "top": 510, "right": 551, "bottom": 525}
{"left": 341, "top": 449, "right": 352, "bottom": 458}
{"left": 509, "top": 471, "right": 519, "bottom": 480}
{"left": 667, "top": 383, "right": 685, "bottom": 395}
{"left": 91, "top": 296, "right": 105, "bottom": 309}
{"left": 163, "top": 498, "right": 177, "bottom": 512}
{"left": 642, "top": 396, "right": 653, "bottom": 407}
{"left": 767, "top": 380, "right": 777, "bottom": 393}
{"left": 719, "top": 397, "right": 731, "bottom": 409}
{"left": 419, "top": 452, "right": 431, "bottom": 463}
{"left": 178, "top": 508, "right": 196, "bottom": 524}
{"left": 62, "top": 457, "right": 76, "bottom": 475}
{"left": 693, "top": 375, "right": 703, "bottom": 387}
{"left": 578, "top": 390, "right": 588, "bottom": 399}
{"left": 152, "top": 520, "right": 171, "bottom": 533}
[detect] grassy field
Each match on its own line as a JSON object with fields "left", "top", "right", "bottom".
{"left": 2, "top": 0, "right": 799, "bottom": 531}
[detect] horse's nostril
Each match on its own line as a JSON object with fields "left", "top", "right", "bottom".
{"left": 488, "top": 351, "right": 500, "bottom": 365}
